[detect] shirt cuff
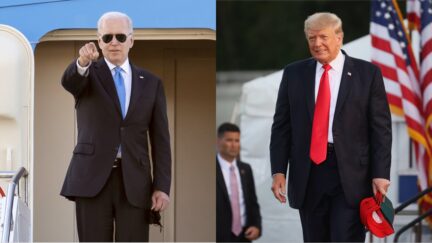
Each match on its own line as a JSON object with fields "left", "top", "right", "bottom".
{"left": 76, "top": 59, "right": 91, "bottom": 77}
{"left": 272, "top": 173, "right": 285, "bottom": 178}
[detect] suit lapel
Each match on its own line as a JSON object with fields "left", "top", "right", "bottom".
{"left": 334, "top": 52, "right": 354, "bottom": 118}
{"left": 305, "top": 59, "right": 317, "bottom": 121}
{"left": 237, "top": 162, "right": 248, "bottom": 201}
{"left": 94, "top": 59, "right": 122, "bottom": 117}
{"left": 216, "top": 159, "right": 230, "bottom": 203}
{"left": 124, "top": 63, "right": 145, "bottom": 122}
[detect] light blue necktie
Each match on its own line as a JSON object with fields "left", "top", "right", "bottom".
{"left": 113, "top": 67, "right": 126, "bottom": 118}
{"left": 114, "top": 67, "right": 125, "bottom": 158}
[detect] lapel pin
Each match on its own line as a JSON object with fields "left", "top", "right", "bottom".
{"left": 347, "top": 72, "right": 352, "bottom": 76}
{"left": 139, "top": 75, "right": 144, "bottom": 79}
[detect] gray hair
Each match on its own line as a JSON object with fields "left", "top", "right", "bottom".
{"left": 304, "top": 12, "right": 343, "bottom": 36}
{"left": 97, "top": 11, "right": 133, "bottom": 34}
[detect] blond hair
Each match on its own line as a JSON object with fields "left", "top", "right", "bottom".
{"left": 304, "top": 12, "right": 343, "bottom": 36}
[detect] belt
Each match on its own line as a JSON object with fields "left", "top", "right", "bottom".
{"left": 113, "top": 158, "right": 122, "bottom": 168}
{"left": 327, "top": 143, "right": 334, "bottom": 153}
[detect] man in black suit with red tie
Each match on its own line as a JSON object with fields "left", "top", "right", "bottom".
{"left": 216, "top": 123, "right": 262, "bottom": 242}
{"left": 270, "top": 12, "right": 392, "bottom": 242}
{"left": 60, "top": 11, "right": 171, "bottom": 242}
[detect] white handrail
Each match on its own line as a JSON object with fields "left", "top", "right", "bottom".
{"left": 1, "top": 167, "right": 27, "bottom": 243}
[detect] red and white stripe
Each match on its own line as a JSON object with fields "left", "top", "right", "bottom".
{"left": 419, "top": 3, "right": 432, "bottom": 191}
{"left": 407, "top": 0, "right": 421, "bottom": 31}
{"left": 371, "top": 0, "right": 430, "bottom": 194}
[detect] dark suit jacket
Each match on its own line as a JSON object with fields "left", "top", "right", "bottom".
{"left": 270, "top": 51, "right": 392, "bottom": 209}
{"left": 60, "top": 58, "right": 171, "bottom": 208}
{"left": 216, "top": 158, "right": 262, "bottom": 242}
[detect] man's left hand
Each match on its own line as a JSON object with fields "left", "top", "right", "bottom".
{"left": 151, "top": 190, "right": 170, "bottom": 212}
{"left": 372, "top": 178, "right": 390, "bottom": 196}
{"left": 244, "top": 226, "right": 260, "bottom": 241}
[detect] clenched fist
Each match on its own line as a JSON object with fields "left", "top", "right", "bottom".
{"left": 78, "top": 42, "right": 99, "bottom": 67}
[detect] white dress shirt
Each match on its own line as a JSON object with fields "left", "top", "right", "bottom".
{"left": 314, "top": 51, "right": 345, "bottom": 143}
{"left": 217, "top": 153, "right": 246, "bottom": 226}
{"left": 76, "top": 58, "right": 132, "bottom": 115}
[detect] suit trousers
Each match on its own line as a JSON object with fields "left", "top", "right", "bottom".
{"left": 75, "top": 166, "right": 149, "bottom": 242}
{"left": 299, "top": 146, "right": 365, "bottom": 242}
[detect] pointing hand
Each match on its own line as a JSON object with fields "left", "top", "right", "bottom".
{"left": 78, "top": 42, "right": 99, "bottom": 67}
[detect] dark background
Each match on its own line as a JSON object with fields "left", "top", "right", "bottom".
{"left": 217, "top": 0, "right": 406, "bottom": 71}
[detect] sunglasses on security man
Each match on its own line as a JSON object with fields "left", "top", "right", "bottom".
{"left": 101, "top": 33, "right": 130, "bottom": 43}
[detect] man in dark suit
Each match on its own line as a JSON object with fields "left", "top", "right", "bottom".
{"left": 216, "top": 123, "right": 262, "bottom": 242}
{"left": 60, "top": 11, "right": 171, "bottom": 242}
{"left": 270, "top": 12, "right": 391, "bottom": 242}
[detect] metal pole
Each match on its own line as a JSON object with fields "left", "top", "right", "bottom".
{"left": 394, "top": 208, "right": 432, "bottom": 242}
{"left": 1, "top": 183, "right": 16, "bottom": 243}
{"left": 1, "top": 167, "right": 27, "bottom": 243}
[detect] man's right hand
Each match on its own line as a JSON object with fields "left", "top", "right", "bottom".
{"left": 271, "top": 173, "right": 287, "bottom": 203}
{"left": 78, "top": 42, "right": 99, "bottom": 67}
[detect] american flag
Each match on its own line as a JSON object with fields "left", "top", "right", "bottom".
{"left": 371, "top": 0, "right": 432, "bottom": 204}
{"left": 407, "top": 0, "right": 432, "bottom": 208}
{"left": 407, "top": 0, "right": 421, "bottom": 31}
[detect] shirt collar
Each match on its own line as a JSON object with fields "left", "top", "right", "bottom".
{"left": 104, "top": 58, "right": 131, "bottom": 75}
{"left": 316, "top": 50, "right": 345, "bottom": 73}
{"left": 217, "top": 153, "right": 238, "bottom": 170}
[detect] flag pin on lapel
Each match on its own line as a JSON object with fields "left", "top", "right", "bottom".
{"left": 347, "top": 72, "right": 352, "bottom": 76}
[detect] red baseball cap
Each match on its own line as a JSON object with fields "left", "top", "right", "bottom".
{"left": 360, "top": 191, "right": 394, "bottom": 238}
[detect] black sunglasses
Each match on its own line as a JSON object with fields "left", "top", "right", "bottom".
{"left": 101, "top": 33, "right": 130, "bottom": 43}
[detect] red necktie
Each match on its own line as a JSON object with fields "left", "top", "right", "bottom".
{"left": 310, "top": 64, "right": 331, "bottom": 164}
